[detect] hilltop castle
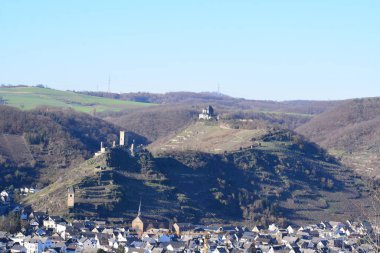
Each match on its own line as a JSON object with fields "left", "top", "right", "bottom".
{"left": 94, "top": 131, "right": 133, "bottom": 157}
{"left": 199, "top": 105, "right": 218, "bottom": 120}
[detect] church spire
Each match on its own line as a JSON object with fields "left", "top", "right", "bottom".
{"left": 138, "top": 199, "right": 141, "bottom": 217}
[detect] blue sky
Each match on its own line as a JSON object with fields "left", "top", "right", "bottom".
{"left": 0, "top": 0, "right": 379, "bottom": 100}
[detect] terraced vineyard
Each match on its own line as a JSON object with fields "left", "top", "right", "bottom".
{"left": 149, "top": 121, "right": 266, "bottom": 154}
{"left": 23, "top": 155, "right": 107, "bottom": 215}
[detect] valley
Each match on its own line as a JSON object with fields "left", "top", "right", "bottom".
{"left": 0, "top": 87, "right": 379, "bottom": 227}
{"left": 1, "top": 4, "right": 378, "bottom": 252}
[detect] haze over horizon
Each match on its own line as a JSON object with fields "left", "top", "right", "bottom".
{"left": 1, "top": 1, "right": 379, "bottom": 100}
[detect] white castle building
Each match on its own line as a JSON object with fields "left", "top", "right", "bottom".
{"left": 199, "top": 105, "right": 218, "bottom": 120}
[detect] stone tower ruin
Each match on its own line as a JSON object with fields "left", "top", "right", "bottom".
{"left": 120, "top": 131, "right": 125, "bottom": 146}
{"left": 67, "top": 187, "right": 75, "bottom": 208}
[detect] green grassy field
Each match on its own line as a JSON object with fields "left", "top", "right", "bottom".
{"left": 0, "top": 86, "right": 153, "bottom": 113}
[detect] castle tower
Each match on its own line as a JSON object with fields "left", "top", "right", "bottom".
{"left": 132, "top": 200, "right": 144, "bottom": 234}
{"left": 67, "top": 187, "right": 75, "bottom": 208}
{"left": 207, "top": 105, "right": 214, "bottom": 116}
{"left": 120, "top": 131, "right": 125, "bottom": 146}
{"left": 94, "top": 142, "right": 106, "bottom": 157}
{"left": 100, "top": 142, "right": 106, "bottom": 153}
{"left": 130, "top": 142, "right": 135, "bottom": 157}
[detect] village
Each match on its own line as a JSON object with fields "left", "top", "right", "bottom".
{"left": 1, "top": 177, "right": 379, "bottom": 253}
{"left": 0, "top": 204, "right": 378, "bottom": 253}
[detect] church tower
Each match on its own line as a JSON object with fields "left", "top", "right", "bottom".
{"left": 67, "top": 187, "right": 75, "bottom": 208}
{"left": 132, "top": 200, "right": 144, "bottom": 234}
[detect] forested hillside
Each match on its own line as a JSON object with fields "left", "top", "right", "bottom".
{"left": 103, "top": 105, "right": 199, "bottom": 142}
{"left": 25, "top": 127, "right": 370, "bottom": 226}
{"left": 296, "top": 98, "right": 380, "bottom": 178}
{"left": 0, "top": 106, "right": 147, "bottom": 187}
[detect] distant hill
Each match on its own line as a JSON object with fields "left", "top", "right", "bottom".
{"left": 104, "top": 105, "right": 315, "bottom": 143}
{"left": 79, "top": 90, "right": 341, "bottom": 115}
{"left": 0, "top": 86, "right": 341, "bottom": 144}
{"left": 0, "top": 106, "right": 147, "bottom": 188}
{"left": 25, "top": 125, "right": 370, "bottom": 226}
{"left": 296, "top": 97, "right": 380, "bottom": 178}
{"left": 0, "top": 86, "right": 152, "bottom": 113}
{"left": 89, "top": 91, "right": 340, "bottom": 143}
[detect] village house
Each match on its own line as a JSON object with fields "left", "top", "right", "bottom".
{"left": 43, "top": 216, "right": 66, "bottom": 230}
{"left": 1, "top": 190, "right": 10, "bottom": 203}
